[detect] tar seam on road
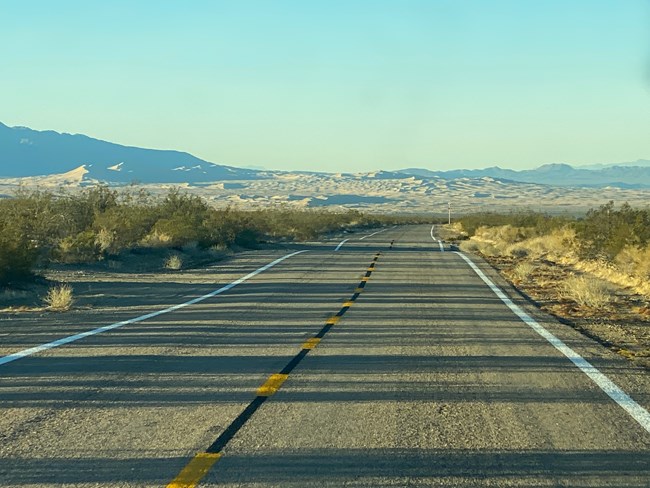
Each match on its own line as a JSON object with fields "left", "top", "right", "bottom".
{"left": 430, "top": 224, "right": 445, "bottom": 252}
{"left": 167, "top": 251, "right": 382, "bottom": 488}
{"left": 455, "top": 251, "right": 650, "bottom": 435}
{"left": 0, "top": 250, "right": 308, "bottom": 368}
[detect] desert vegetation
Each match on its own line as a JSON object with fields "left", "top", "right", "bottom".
{"left": 456, "top": 202, "right": 650, "bottom": 301}
{"left": 453, "top": 203, "right": 650, "bottom": 366}
{"left": 43, "top": 284, "right": 74, "bottom": 311}
{"left": 0, "top": 187, "right": 427, "bottom": 286}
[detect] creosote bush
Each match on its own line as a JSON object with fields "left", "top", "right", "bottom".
{"left": 0, "top": 187, "right": 429, "bottom": 285}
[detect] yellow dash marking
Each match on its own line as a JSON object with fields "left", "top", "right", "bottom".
{"left": 355, "top": 288, "right": 363, "bottom": 293}
{"left": 167, "top": 452, "right": 221, "bottom": 488}
{"left": 302, "top": 338, "right": 321, "bottom": 349}
{"left": 343, "top": 301, "right": 354, "bottom": 307}
{"left": 257, "top": 373, "right": 289, "bottom": 396}
{"left": 326, "top": 316, "right": 341, "bottom": 325}
{"left": 367, "top": 267, "right": 375, "bottom": 271}
{"left": 361, "top": 277, "right": 369, "bottom": 282}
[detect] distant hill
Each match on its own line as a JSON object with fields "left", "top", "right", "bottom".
{"left": 2, "top": 121, "right": 649, "bottom": 189}
{"left": 0, "top": 121, "right": 261, "bottom": 183}
{"left": 579, "top": 159, "right": 650, "bottom": 170}
{"left": 398, "top": 162, "right": 650, "bottom": 188}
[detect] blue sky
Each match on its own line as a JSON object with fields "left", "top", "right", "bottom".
{"left": 2, "top": 0, "right": 649, "bottom": 172}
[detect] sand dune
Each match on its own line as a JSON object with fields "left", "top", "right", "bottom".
{"left": 1, "top": 165, "right": 648, "bottom": 214}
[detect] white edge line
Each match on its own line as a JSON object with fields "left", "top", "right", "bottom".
{"left": 430, "top": 225, "right": 444, "bottom": 252}
{"left": 334, "top": 238, "right": 350, "bottom": 251}
{"left": 454, "top": 251, "right": 650, "bottom": 434}
{"left": 360, "top": 228, "right": 389, "bottom": 240}
{"left": 0, "top": 250, "right": 308, "bottom": 367}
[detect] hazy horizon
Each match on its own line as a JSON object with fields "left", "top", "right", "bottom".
{"left": 2, "top": 1, "right": 649, "bottom": 172}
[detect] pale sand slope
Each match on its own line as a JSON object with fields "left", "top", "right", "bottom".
{"left": 1, "top": 166, "right": 648, "bottom": 214}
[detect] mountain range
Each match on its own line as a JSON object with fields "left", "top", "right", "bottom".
{"left": 0, "top": 121, "right": 259, "bottom": 183}
{"left": 1, "top": 121, "right": 650, "bottom": 188}
{"left": 397, "top": 162, "right": 650, "bottom": 189}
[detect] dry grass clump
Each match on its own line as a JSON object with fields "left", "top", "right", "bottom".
{"left": 164, "top": 254, "right": 183, "bottom": 270}
{"left": 511, "top": 262, "right": 536, "bottom": 283}
{"left": 44, "top": 284, "right": 74, "bottom": 311}
{"left": 444, "top": 222, "right": 468, "bottom": 240}
{"left": 615, "top": 245, "right": 650, "bottom": 281}
{"left": 505, "top": 243, "right": 529, "bottom": 259}
{"left": 560, "top": 276, "right": 613, "bottom": 309}
{"left": 459, "top": 240, "right": 480, "bottom": 253}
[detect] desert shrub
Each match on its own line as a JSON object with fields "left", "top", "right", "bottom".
{"left": 458, "top": 212, "right": 570, "bottom": 237}
{"left": 459, "top": 240, "right": 480, "bottom": 253}
{"left": 506, "top": 244, "right": 530, "bottom": 259}
{"left": 43, "top": 284, "right": 74, "bottom": 311}
{"left": 615, "top": 245, "right": 650, "bottom": 281}
{"left": 0, "top": 195, "right": 45, "bottom": 284}
{"left": 93, "top": 204, "right": 158, "bottom": 254}
{"left": 511, "top": 262, "right": 535, "bottom": 282}
{"left": 0, "top": 187, "right": 431, "bottom": 281}
{"left": 152, "top": 217, "right": 203, "bottom": 247}
{"left": 146, "top": 190, "right": 214, "bottom": 247}
{"left": 53, "top": 186, "right": 119, "bottom": 236}
{"left": 0, "top": 232, "right": 39, "bottom": 284}
{"left": 575, "top": 202, "right": 650, "bottom": 261}
{"left": 54, "top": 230, "right": 100, "bottom": 263}
{"left": 463, "top": 212, "right": 568, "bottom": 234}
{"left": 140, "top": 230, "right": 174, "bottom": 247}
{"left": 164, "top": 254, "right": 183, "bottom": 270}
{"left": 560, "top": 276, "right": 613, "bottom": 309}
{"left": 0, "top": 191, "right": 66, "bottom": 254}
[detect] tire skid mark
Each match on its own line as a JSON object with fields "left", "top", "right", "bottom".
{"left": 167, "top": 251, "right": 382, "bottom": 488}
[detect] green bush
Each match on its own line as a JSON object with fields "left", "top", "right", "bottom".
{"left": 574, "top": 202, "right": 650, "bottom": 260}
{"left": 0, "top": 187, "right": 432, "bottom": 284}
{"left": 54, "top": 230, "right": 100, "bottom": 263}
{"left": 0, "top": 233, "right": 39, "bottom": 283}
{"left": 93, "top": 204, "right": 158, "bottom": 254}
{"left": 458, "top": 211, "right": 570, "bottom": 237}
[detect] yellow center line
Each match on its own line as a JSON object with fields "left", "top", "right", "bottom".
{"left": 302, "top": 337, "right": 321, "bottom": 349}
{"left": 257, "top": 373, "right": 289, "bottom": 396}
{"left": 167, "top": 452, "right": 222, "bottom": 488}
{"left": 166, "top": 255, "right": 380, "bottom": 487}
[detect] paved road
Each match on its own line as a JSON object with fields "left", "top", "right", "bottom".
{"left": 1, "top": 225, "right": 649, "bottom": 487}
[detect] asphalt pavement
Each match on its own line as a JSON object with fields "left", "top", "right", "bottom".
{"left": 1, "top": 225, "right": 649, "bottom": 487}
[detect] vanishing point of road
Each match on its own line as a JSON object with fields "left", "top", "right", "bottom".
{"left": 1, "top": 225, "right": 649, "bottom": 487}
